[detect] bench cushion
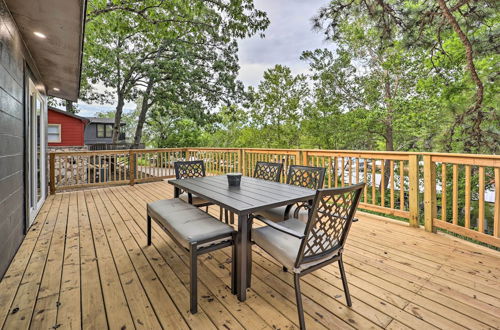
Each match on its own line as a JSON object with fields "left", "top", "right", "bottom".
{"left": 148, "top": 199, "right": 234, "bottom": 249}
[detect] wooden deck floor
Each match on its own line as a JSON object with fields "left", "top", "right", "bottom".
{"left": 1, "top": 181, "right": 499, "bottom": 330}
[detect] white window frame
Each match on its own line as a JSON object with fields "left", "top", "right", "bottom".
{"left": 48, "top": 124, "right": 62, "bottom": 143}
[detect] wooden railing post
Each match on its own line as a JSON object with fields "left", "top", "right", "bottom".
{"left": 49, "top": 153, "right": 56, "bottom": 195}
{"left": 423, "top": 155, "right": 437, "bottom": 232}
{"left": 238, "top": 149, "right": 244, "bottom": 174}
{"left": 408, "top": 154, "right": 419, "bottom": 227}
{"left": 129, "top": 150, "right": 135, "bottom": 186}
{"left": 301, "top": 150, "right": 308, "bottom": 166}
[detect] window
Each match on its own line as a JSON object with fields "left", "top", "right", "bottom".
{"left": 97, "top": 124, "right": 113, "bottom": 138}
{"left": 47, "top": 124, "right": 61, "bottom": 143}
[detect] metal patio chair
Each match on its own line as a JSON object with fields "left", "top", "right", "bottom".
{"left": 174, "top": 160, "right": 230, "bottom": 223}
{"left": 253, "top": 161, "right": 283, "bottom": 182}
{"left": 174, "top": 160, "right": 213, "bottom": 209}
{"left": 251, "top": 182, "right": 365, "bottom": 329}
{"left": 256, "top": 165, "right": 326, "bottom": 222}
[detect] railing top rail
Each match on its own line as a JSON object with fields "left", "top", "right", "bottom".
{"left": 186, "top": 147, "right": 241, "bottom": 152}
{"left": 49, "top": 147, "right": 499, "bottom": 160}
{"left": 49, "top": 147, "right": 186, "bottom": 156}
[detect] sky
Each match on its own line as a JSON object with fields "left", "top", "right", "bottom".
{"left": 77, "top": 0, "right": 331, "bottom": 117}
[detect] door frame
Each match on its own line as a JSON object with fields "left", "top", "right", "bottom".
{"left": 25, "top": 77, "right": 47, "bottom": 227}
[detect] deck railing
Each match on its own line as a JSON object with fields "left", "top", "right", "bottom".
{"left": 49, "top": 147, "right": 500, "bottom": 248}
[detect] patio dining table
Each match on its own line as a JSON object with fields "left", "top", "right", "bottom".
{"left": 168, "top": 175, "right": 316, "bottom": 301}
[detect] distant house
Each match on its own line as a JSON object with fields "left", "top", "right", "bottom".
{"left": 47, "top": 107, "right": 89, "bottom": 147}
{"left": 84, "top": 117, "right": 126, "bottom": 147}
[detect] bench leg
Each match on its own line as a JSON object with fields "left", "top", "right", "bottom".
{"left": 147, "top": 215, "right": 152, "bottom": 246}
{"left": 189, "top": 242, "right": 198, "bottom": 314}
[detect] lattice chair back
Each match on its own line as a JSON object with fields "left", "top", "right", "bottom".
{"left": 253, "top": 161, "right": 283, "bottom": 182}
{"left": 174, "top": 160, "right": 206, "bottom": 179}
{"left": 286, "top": 165, "right": 326, "bottom": 190}
{"left": 295, "top": 183, "right": 364, "bottom": 269}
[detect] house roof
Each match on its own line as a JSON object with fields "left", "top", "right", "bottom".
{"left": 48, "top": 106, "right": 89, "bottom": 124}
{"left": 86, "top": 117, "right": 126, "bottom": 126}
{"left": 5, "top": 0, "right": 87, "bottom": 101}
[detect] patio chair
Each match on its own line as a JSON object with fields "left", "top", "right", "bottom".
{"left": 256, "top": 165, "right": 326, "bottom": 222}
{"left": 253, "top": 161, "right": 283, "bottom": 182}
{"left": 251, "top": 183, "right": 365, "bottom": 329}
{"left": 174, "top": 161, "right": 213, "bottom": 208}
{"left": 174, "top": 160, "right": 228, "bottom": 223}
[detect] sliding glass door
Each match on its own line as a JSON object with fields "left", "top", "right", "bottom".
{"left": 28, "top": 79, "right": 46, "bottom": 225}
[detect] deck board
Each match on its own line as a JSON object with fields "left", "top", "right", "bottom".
{"left": 1, "top": 181, "right": 499, "bottom": 330}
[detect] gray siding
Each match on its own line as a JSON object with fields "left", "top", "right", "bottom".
{"left": 84, "top": 123, "right": 114, "bottom": 144}
{"left": 0, "top": 0, "right": 39, "bottom": 277}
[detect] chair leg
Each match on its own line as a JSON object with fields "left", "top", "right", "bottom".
{"left": 189, "top": 243, "right": 198, "bottom": 314}
{"left": 231, "top": 233, "right": 237, "bottom": 295}
{"left": 219, "top": 207, "right": 223, "bottom": 221}
{"left": 294, "top": 273, "right": 306, "bottom": 329}
{"left": 224, "top": 209, "right": 229, "bottom": 224}
{"left": 338, "top": 257, "right": 352, "bottom": 307}
{"left": 147, "top": 215, "right": 152, "bottom": 246}
{"left": 230, "top": 212, "right": 235, "bottom": 225}
{"left": 205, "top": 206, "right": 209, "bottom": 213}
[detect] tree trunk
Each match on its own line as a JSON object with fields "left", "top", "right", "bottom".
{"left": 437, "top": 0, "right": 484, "bottom": 151}
{"left": 133, "top": 76, "right": 155, "bottom": 148}
{"left": 65, "top": 100, "right": 75, "bottom": 114}
{"left": 383, "top": 73, "right": 394, "bottom": 190}
{"left": 112, "top": 94, "right": 125, "bottom": 144}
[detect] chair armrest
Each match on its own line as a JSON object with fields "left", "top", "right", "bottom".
{"left": 292, "top": 202, "right": 312, "bottom": 218}
{"left": 251, "top": 215, "right": 305, "bottom": 239}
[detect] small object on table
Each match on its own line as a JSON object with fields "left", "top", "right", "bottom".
{"left": 227, "top": 173, "right": 242, "bottom": 186}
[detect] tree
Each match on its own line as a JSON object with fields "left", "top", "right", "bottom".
{"left": 314, "top": 0, "right": 499, "bottom": 153}
{"left": 247, "top": 65, "right": 310, "bottom": 148}
{"left": 83, "top": 0, "right": 269, "bottom": 145}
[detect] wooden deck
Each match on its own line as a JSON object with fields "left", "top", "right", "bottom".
{"left": 0, "top": 181, "right": 499, "bottom": 329}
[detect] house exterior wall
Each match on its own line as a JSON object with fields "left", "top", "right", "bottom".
{"left": 0, "top": 0, "right": 40, "bottom": 277}
{"left": 48, "top": 109, "right": 86, "bottom": 146}
{"left": 84, "top": 123, "right": 114, "bottom": 145}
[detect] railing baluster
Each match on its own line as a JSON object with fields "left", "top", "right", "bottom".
{"left": 399, "top": 160, "right": 404, "bottom": 211}
{"left": 441, "top": 163, "right": 447, "bottom": 222}
{"left": 478, "top": 167, "right": 485, "bottom": 233}
{"left": 464, "top": 165, "right": 471, "bottom": 228}
{"left": 371, "top": 159, "right": 376, "bottom": 203}
{"left": 494, "top": 168, "right": 500, "bottom": 238}
{"left": 452, "top": 164, "right": 458, "bottom": 225}
{"left": 363, "top": 159, "right": 368, "bottom": 202}
{"left": 356, "top": 158, "right": 360, "bottom": 185}
{"left": 381, "top": 160, "right": 385, "bottom": 207}
{"left": 390, "top": 160, "right": 394, "bottom": 209}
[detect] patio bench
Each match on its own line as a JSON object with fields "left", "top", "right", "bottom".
{"left": 147, "top": 198, "right": 236, "bottom": 314}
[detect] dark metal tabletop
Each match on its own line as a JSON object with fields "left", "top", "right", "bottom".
{"left": 168, "top": 175, "right": 316, "bottom": 215}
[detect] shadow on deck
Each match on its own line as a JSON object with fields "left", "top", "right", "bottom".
{"left": 1, "top": 181, "right": 499, "bottom": 329}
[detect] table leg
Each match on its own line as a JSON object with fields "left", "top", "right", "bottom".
{"left": 236, "top": 213, "right": 250, "bottom": 301}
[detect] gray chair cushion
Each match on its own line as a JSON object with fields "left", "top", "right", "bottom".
{"left": 257, "top": 205, "right": 308, "bottom": 223}
{"left": 148, "top": 199, "right": 234, "bottom": 249}
{"left": 179, "top": 192, "right": 210, "bottom": 206}
{"left": 252, "top": 218, "right": 340, "bottom": 273}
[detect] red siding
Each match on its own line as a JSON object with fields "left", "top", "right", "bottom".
{"left": 48, "top": 109, "right": 86, "bottom": 146}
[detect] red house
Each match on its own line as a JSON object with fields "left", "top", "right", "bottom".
{"left": 47, "top": 107, "right": 89, "bottom": 146}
